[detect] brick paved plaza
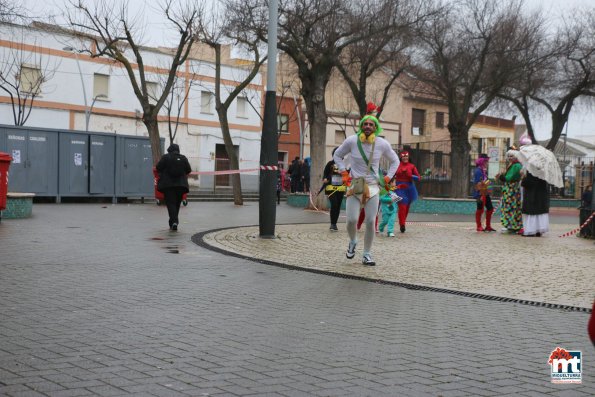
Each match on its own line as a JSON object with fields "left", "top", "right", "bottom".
{"left": 0, "top": 202, "right": 593, "bottom": 396}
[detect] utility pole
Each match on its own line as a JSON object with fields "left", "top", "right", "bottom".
{"left": 259, "top": 0, "right": 279, "bottom": 238}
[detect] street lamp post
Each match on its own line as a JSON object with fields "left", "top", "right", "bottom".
{"left": 258, "top": 0, "right": 279, "bottom": 238}
{"left": 87, "top": 94, "right": 107, "bottom": 132}
{"left": 63, "top": 46, "right": 91, "bottom": 131}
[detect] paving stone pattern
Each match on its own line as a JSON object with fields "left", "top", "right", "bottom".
{"left": 0, "top": 203, "right": 593, "bottom": 397}
{"left": 203, "top": 223, "right": 595, "bottom": 309}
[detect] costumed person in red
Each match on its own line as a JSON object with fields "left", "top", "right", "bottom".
{"left": 393, "top": 151, "right": 420, "bottom": 233}
{"left": 473, "top": 153, "right": 495, "bottom": 232}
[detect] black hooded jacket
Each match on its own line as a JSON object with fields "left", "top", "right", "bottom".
{"left": 155, "top": 144, "right": 191, "bottom": 193}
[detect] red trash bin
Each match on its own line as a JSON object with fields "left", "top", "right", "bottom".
{"left": 0, "top": 152, "right": 12, "bottom": 211}
{"left": 153, "top": 167, "right": 188, "bottom": 206}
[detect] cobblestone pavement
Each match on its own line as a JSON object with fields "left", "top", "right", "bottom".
{"left": 202, "top": 222, "right": 595, "bottom": 309}
{"left": 0, "top": 202, "right": 593, "bottom": 397}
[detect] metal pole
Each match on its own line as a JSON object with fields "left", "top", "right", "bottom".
{"left": 292, "top": 91, "right": 303, "bottom": 159}
{"left": 74, "top": 53, "right": 89, "bottom": 131}
{"left": 259, "top": 0, "right": 278, "bottom": 238}
{"left": 563, "top": 122, "right": 568, "bottom": 196}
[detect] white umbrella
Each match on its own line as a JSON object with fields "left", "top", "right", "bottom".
{"left": 517, "top": 144, "right": 563, "bottom": 188}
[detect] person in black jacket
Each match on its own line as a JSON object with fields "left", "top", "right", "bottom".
{"left": 521, "top": 171, "right": 550, "bottom": 237}
{"left": 322, "top": 147, "right": 346, "bottom": 231}
{"left": 156, "top": 144, "right": 191, "bottom": 231}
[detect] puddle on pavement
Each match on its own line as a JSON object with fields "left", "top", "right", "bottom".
{"left": 148, "top": 236, "right": 184, "bottom": 254}
{"left": 164, "top": 245, "right": 180, "bottom": 254}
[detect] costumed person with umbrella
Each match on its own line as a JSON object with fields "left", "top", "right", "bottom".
{"left": 156, "top": 143, "right": 191, "bottom": 231}
{"left": 473, "top": 153, "right": 495, "bottom": 232}
{"left": 333, "top": 113, "right": 399, "bottom": 266}
{"left": 322, "top": 147, "right": 346, "bottom": 231}
{"left": 496, "top": 147, "right": 523, "bottom": 233}
{"left": 393, "top": 151, "right": 420, "bottom": 233}
{"left": 517, "top": 140, "right": 563, "bottom": 237}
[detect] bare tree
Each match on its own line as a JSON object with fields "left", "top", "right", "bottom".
{"left": 336, "top": 0, "right": 437, "bottom": 118}
{"left": 413, "top": 0, "right": 540, "bottom": 197}
{"left": 0, "top": 0, "right": 25, "bottom": 22}
{"left": 65, "top": 0, "right": 202, "bottom": 165}
{"left": 197, "top": 1, "right": 267, "bottom": 205}
{"left": 153, "top": 66, "right": 200, "bottom": 145}
{"left": 497, "top": 7, "right": 595, "bottom": 149}
{"left": 232, "top": 0, "right": 400, "bottom": 209}
{"left": 0, "top": 39, "right": 57, "bottom": 125}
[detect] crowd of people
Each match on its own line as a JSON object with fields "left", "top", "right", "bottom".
{"left": 316, "top": 113, "right": 570, "bottom": 267}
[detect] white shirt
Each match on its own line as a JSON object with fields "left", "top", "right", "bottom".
{"left": 333, "top": 135, "right": 399, "bottom": 185}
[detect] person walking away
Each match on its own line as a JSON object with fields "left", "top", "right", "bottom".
{"left": 289, "top": 156, "right": 301, "bottom": 193}
{"left": 393, "top": 151, "right": 420, "bottom": 233}
{"left": 301, "top": 158, "right": 311, "bottom": 193}
{"left": 378, "top": 179, "right": 398, "bottom": 237}
{"left": 323, "top": 148, "right": 346, "bottom": 231}
{"left": 497, "top": 148, "right": 523, "bottom": 233}
{"left": 334, "top": 114, "right": 399, "bottom": 266}
{"left": 521, "top": 171, "right": 550, "bottom": 237}
{"left": 156, "top": 144, "right": 191, "bottom": 231}
{"left": 276, "top": 171, "right": 282, "bottom": 205}
{"left": 473, "top": 154, "right": 495, "bottom": 232}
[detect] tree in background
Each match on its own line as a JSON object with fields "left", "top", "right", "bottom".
{"left": 65, "top": 0, "right": 202, "bottom": 165}
{"left": 0, "top": 39, "right": 57, "bottom": 125}
{"left": 196, "top": 0, "right": 267, "bottom": 205}
{"left": 497, "top": 6, "right": 595, "bottom": 150}
{"left": 233, "top": 0, "right": 403, "bottom": 209}
{"left": 413, "top": 0, "right": 540, "bottom": 198}
{"left": 336, "top": 0, "right": 438, "bottom": 118}
{"left": 0, "top": 0, "right": 24, "bottom": 22}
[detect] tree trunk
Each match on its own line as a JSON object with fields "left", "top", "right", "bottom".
{"left": 448, "top": 123, "right": 472, "bottom": 198}
{"left": 143, "top": 115, "right": 163, "bottom": 166}
{"left": 217, "top": 108, "right": 244, "bottom": 205}
{"left": 305, "top": 94, "right": 329, "bottom": 210}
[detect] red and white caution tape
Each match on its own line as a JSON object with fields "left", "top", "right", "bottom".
{"left": 558, "top": 211, "right": 595, "bottom": 238}
{"left": 188, "top": 165, "right": 277, "bottom": 176}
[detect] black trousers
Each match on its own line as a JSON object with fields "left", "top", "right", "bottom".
{"left": 328, "top": 190, "right": 345, "bottom": 225}
{"left": 163, "top": 187, "right": 185, "bottom": 226}
{"left": 476, "top": 195, "right": 493, "bottom": 211}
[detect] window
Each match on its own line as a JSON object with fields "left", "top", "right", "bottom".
{"left": 237, "top": 96, "right": 247, "bottom": 118}
{"left": 335, "top": 130, "right": 346, "bottom": 144}
{"left": 19, "top": 65, "right": 42, "bottom": 94}
{"left": 277, "top": 113, "right": 289, "bottom": 134}
{"left": 146, "top": 82, "right": 159, "bottom": 105}
{"left": 93, "top": 73, "right": 110, "bottom": 99}
{"left": 412, "top": 108, "right": 425, "bottom": 135}
{"left": 434, "top": 151, "right": 443, "bottom": 168}
{"left": 435, "top": 111, "right": 444, "bottom": 128}
{"left": 201, "top": 91, "right": 213, "bottom": 114}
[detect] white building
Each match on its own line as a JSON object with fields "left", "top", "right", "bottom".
{"left": 0, "top": 22, "right": 264, "bottom": 191}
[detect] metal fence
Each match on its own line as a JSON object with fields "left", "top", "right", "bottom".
{"left": 389, "top": 139, "right": 593, "bottom": 199}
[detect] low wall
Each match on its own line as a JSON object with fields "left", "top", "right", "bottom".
{"left": 1, "top": 193, "right": 35, "bottom": 219}
{"left": 287, "top": 194, "right": 579, "bottom": 215}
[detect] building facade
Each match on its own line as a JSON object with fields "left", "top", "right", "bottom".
{"left": 0, "top": 22, "right": 265, "bottom": 191}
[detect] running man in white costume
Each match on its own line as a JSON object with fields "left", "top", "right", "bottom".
{"left": 333, "top": 115, "right": 399, "bottom": 266}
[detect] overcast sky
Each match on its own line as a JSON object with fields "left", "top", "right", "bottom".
{"left": 20, "top": 0, "right": 595, "bottom": 141}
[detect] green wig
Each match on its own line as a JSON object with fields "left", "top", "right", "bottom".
{"left": 357, "top": 115, "right": 383, "bottom": 136}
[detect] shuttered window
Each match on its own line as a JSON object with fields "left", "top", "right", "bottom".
{"left": 412, "top": 108, "right": 425, "bottom": 135}
{"left": 146, "top": 82, "right": 159, "bottom": 105}
{"left": 20, "top": 65, "right": 42, "bottom": 94}
{"left": 201, "top": 91, "right": 213, "bottom": 113}
{"left": 93, "top": 73, "right": 109, "bottom": 99}
{"left": 435, "top": 112, "right": 444, "bottom": 128}
{"left": 237, "top": 96, "right": 247, "bottom": 118}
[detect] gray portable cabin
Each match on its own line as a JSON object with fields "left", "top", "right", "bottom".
{"left": 0, "top": 125, "right": 164, "bottom": 202}
{"left": 0, "top": 125, "right": 59, "bottom": 197}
